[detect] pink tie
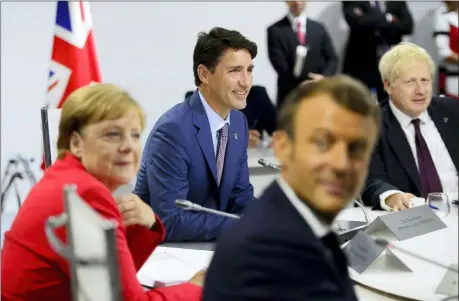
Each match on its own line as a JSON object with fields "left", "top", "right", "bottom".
{"left": 297, "top": 21, "right": 305, "bottom": 45}
{"left": 216, "top": 123, "right": 229, "bottom": 186}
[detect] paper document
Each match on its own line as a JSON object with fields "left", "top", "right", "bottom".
{"left": 137, "top": 252, "right": 198, "bottom": 287}
{"left": 137, "top": 247, "right": 213, "bottom": 288}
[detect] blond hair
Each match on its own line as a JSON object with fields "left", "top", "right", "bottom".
{"left": 378, "top": 42, "right": 435, "bottom": 83}
{"left": 57, "top": 83, "right": 146, "bottom": 159}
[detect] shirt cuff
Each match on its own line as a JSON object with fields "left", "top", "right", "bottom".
{"left": 385, "top": 13, "right": 393, "bottom": 23}
{"left": 379, "top": 190, "right": 402, "bottom": 211}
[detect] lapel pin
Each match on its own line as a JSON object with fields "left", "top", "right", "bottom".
{"left": 444, "top": 117, "right": 449, "bottom": 123}
{"left": 234, "top": 133, "right": 238, "bottom": 140}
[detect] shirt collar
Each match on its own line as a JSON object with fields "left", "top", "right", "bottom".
{"left": 287, "top": 12, "right": 307, "bottom": 30}
{"left": 277, "top": 176, "right": 331, "bottom": 238}
{"left": 198, "top": 90, "right": 230, "bottom": 133}
{"left": 389, "top": 99, "right": 430, "bottom": 129}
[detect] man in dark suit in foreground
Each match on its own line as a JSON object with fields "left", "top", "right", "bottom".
{"left": 267, "top": 1, "right": 338, "bottom": 109}
{"left": 202, "top": 76, "right": 381, "bottom": 301}
{"left": 362, "top": 42, "right": 459, "bottom": 211}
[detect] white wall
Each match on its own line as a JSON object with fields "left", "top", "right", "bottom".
{"left": 0, "top": 2, "right": 442, "bottom": 219}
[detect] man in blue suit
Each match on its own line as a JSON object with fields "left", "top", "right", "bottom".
{"left": 134, "top": 27, "right": 257, "bottom": 242}
{"left": 203, "top": 76, "right": 380, "bottom": 300}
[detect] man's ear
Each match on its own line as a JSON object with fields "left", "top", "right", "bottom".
{"left": 197, "top": 64, "right": 211, "bottom": 85}
{"left": 383, "top": 79, "right": 391, "bottom": 95}
{"left": 272, "top": 130, "right": 292, "bottom": 170}
{"left": 69, "top": 131, "right": 83, "bottom": 158}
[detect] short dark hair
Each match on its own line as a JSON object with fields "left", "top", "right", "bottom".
{"left": 277, "top": 75, "right": 381, "bottom": 139}
{"left": 193, "top": 27, "right": 258, "bottom": 86}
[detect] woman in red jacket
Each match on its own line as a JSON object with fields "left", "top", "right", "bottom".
{"left": 1, "top": 83, "right": 204, "bottom": 301}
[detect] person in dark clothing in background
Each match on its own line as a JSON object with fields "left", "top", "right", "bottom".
{"left": 186, "top": 85, "right": 276, "bottom": 148}
{"left": 267, "top": 1, "right": 338, "bottom": 110}
{"left": 342, "top": 1, "right": 414, "bottom": 102}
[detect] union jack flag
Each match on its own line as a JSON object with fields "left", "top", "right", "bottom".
{"left": 46, "top": 1, "right": 101, "bottom": 109}
{"left": 42, "top": 1, "right": 102, "bottom": 170}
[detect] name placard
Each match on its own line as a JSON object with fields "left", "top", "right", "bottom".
{"left": 365, "top": 205, "right": 447, "bottom": 241}
{"left": 435, "top": 264, "right": 458, "bottom": 296}
{"left": 343, "top": 231, "right": 385, "bottom": 273}
{"left": 343, "top": 231, "right": 412, "bottom": 274}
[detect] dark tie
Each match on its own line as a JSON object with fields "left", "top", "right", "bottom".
{"left": 321, "top": 232, "right": 338, "bottom": 270}
{"left": 216, "top": 123, "right": 229, "bottom": 186}
{"left": 373, "top": 1, "right": 381, "bottom": 11}
{"left": 412, "top": 119, "right": 443, "bottom": 197}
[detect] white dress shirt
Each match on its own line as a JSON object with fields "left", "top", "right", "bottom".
{"left": 277, "top": 176, "right": 331, "bottom": 237}
{"left": 287, "top": 12, "right": 307, "bottom": 38}
{"left": 379, "top": 101, "right": 458, "bottom": 211}
{"left": 198, "top": 90, "right": 230, "bottom": 155}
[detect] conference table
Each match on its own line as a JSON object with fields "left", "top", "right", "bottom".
{"left": 138, "top": 201, "right": 458, "bottom": 301}
{"left": 246, "top": 147, "right": 280, "bottom": 197}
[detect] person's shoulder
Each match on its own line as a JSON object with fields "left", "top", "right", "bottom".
{"left": 431, "top": 97, "right": 459, "bottom": 115}
{"left": 432, "top": 96, "right": 459, "bottom": 109}
{"left": 35, "top": 158, "right": 114, "bottom": 209}
{"left": 249, "top": 85, "right": 268, "bottom": 96}
{"left": 54, "top": 161, "right": 114, "bottom": 200}
{"left": 230, "top": 108, "right": 248, "bottom": 125}
{"left": 267, "top": 16, "right": 288, "bottom": 31}
{"left": 145, "top": 100, "right": 192, "bottom": 141}
{"left": 223, "top": 183, "right": 307, "bottom": 248}
{"left": 154, "top": 101, "right": 190, "bottom": 129}
{"left": 307, "top": 18, "right": 324, "bottom": 29}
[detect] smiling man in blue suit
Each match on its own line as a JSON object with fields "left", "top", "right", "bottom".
{"left": 134, "top": 27, "right": 257, "bottom": 242}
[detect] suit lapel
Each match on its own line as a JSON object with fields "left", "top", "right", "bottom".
{"left": 190, "top": 92, "right": 218, "bottom": 185}
{"left": 281, "top": 16, "right": 300, "bottom": 48}
{"left": 384, "top": 105, "right": 422, "bottom": 192}
{"left": 219, "top": 116, "right": 240, "bottom": 200}
{"left": 429, "top": 102, "right": 459, "bottom": 175}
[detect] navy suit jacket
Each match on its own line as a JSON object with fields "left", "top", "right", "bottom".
{"left": 362, "top": 97, "right": 459, "bottom": 208}
{"left": 203, "top": 181, "right": 358, "bottom": 301}
{"left": 134, "top": 91, "right": 255, "bottom": 242}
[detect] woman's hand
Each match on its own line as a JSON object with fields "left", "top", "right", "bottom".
{"left": 188, "top": 269, "right": 207, "bottom": 287}
{"left": 115, "top": 194, "right": 156, "bottom": 229}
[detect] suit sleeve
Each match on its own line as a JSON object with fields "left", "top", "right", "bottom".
{"left": 320, "top": 25, "right": 339, "bottom": 76}
{"left": 267, "top": 26, "right": 289, "bottom": 75}
{"left": 81, "top": 186, "right": 202, "bottom": 301}
{"left": 145, "top": 122, "right": 232, "bottom": 241}
{"left": 259, "top": 87, "right": 277, "bottom": 136}
{"left": 381, "top": 2, "right": 413, "bottom": 40}
{"left": 342, "top": 2, "right": 391, "bottom": 30}
{"left": 362, "top": 137, "right": 400, "bottom": 208}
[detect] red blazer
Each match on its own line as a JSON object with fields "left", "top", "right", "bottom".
{"left": 1, "top": 154, "right": 201, "bottom": 301}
